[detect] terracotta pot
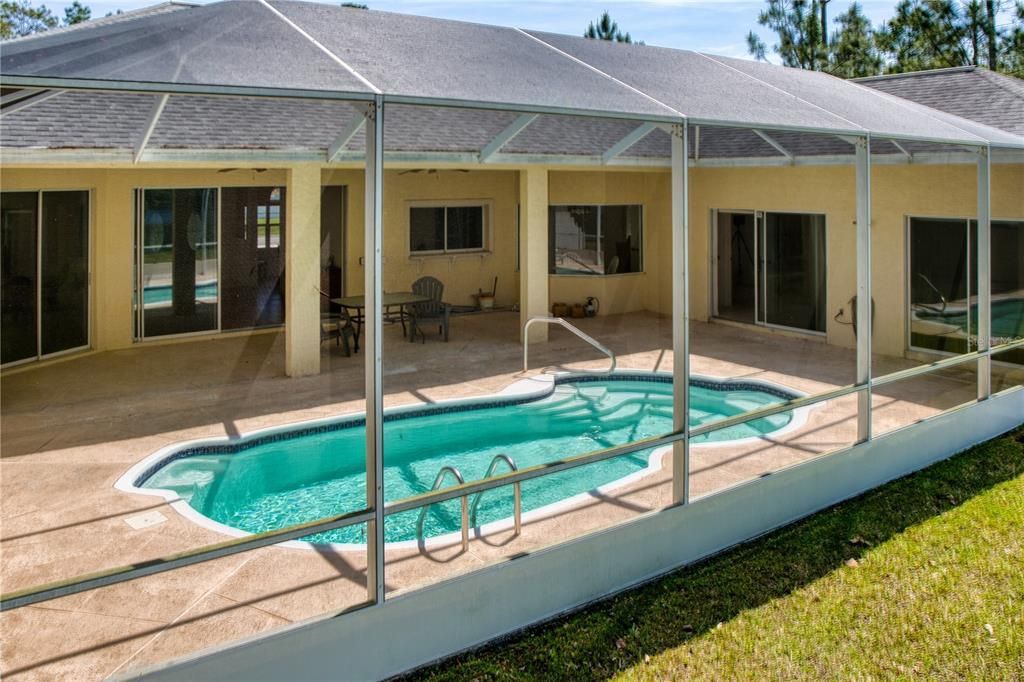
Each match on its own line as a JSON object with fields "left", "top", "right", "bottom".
{"left": 571, "top": 303, "right": 585, "bottom": 318}
{"left": 551, "top": 302, "right": 568, "bottom": 317}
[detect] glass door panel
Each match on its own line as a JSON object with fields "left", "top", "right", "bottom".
{"left": 908, "top": 218, "right": 970, "bottom": 354}
{"left": 141, "top": 188, "right": 218, "bottom": 338}
{"left": 762, "top": 213, "right": 826, "bottom": 333}
{"left": 40, "top": 191, "right": 89, "bottom": 356}
{"left": 714, "top": 210, "right": 757, "bottom": 324}
{"left": 221, "top": 187, "right": 285, "bottom": 330}
{"left": 1, "top": 192, "right": 39, "bottom": 364}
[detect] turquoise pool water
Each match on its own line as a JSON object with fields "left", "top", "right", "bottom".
{"left": 141, "top": 377, "right": 797, "bottom": 544}
{"left": 143, "top": 282, "right": 218, "bottom": 306}
{"left": 916, "top": 299, "right": 1024, "bottom": 341}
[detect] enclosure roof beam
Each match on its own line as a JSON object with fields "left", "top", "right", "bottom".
{"left": 478, "top": 113, "right": 537, "bottom": 162}
{"left": 0, "top": 89, "right": 65, "bottom": 116}
{"left": 133, "top": 93, "right": 169, "bottom": 164}
{"left": 753, "top": 129, "right": 794, "bottom": 161}
{"left": 327, "top": 113, "right": 367, "bottom": 162}
{"left": 601, "top": 122, "right": 657, "bottom": 165}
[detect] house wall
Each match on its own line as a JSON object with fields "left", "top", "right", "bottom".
{"left": 2, "top": 161, "right": 1020, "bottom": 367}
{"left": 323, "top": 168, "right": 521, "bottom": 310}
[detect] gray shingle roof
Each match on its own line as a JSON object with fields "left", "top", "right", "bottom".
{"left": 3, "top": 0, "right": 1023, "bottom": 146}
{"left": 856, "top": 67, "right": 1024, "bottom": 137}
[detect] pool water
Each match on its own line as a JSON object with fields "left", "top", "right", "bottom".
{"left": 143, "top": 282, "right": 218, "bottom": 306}
{"left": 141, "top": 377, "right": 797, "bottom": 545}
{"left": 916, "top": 299, "right": 1024, "bottom": 342}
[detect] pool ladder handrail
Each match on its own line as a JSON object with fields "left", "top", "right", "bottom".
{"left": 416, "top": 465, "right": 469, "bottom": 551}
{"left": 523, "top": 316, "right": 616, "bottom": 375}
{"left": 469, "top": 454, "right": 522, "bottom": 536}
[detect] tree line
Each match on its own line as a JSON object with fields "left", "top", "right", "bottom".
{"left": 580, "top": 2, "right": 1023, "bottom": 79}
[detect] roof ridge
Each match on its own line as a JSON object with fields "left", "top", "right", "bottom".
{"left": 974, "top": 68, "right": 1024, "bottom": 100}
{"left": 854, "top": 66, "right": 978, "bottom": 83}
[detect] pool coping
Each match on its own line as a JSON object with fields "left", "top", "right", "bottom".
{"left": 114, "top": 370, "right": 814, "bottom": 552}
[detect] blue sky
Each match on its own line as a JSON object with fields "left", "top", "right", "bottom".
{"left": 61, "top": 0, "right": 1016, "bottom": 62}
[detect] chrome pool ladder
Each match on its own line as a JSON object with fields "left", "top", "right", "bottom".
{"left": 416, "top": 465, "right": 468, "bottom": 550}
{"left": 523, "top": 316, "right": 616, "bottom": 375}
{"left": 469, "top": 454, "right": 522, "bottom": 536}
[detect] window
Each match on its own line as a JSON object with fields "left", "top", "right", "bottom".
{"left": 908, "top": 217, "right": 1024, "bottom": 363}
{"left": 549, "top": 205, "right": 642, "bottom": 275}
{"left": 409, "top": 203, "right": 487, "bottom": 254}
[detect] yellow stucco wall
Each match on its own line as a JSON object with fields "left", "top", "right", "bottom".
{"left": 2, "top": 161, "right": 1020, "bottom": 365}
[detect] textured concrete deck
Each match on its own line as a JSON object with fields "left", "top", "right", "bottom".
{"left": 1, "top": 312, "right": 1011, "bottom": 680}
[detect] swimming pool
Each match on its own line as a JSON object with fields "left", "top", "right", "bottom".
{"left": 124, "top": 373, "right": 805, "bottom": 547}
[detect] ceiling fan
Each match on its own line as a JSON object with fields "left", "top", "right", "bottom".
{"left": 217, "top": 168, "right": 268, "bottom": 173}
{"left": 397, "top": 168, "right": 470, "bottom": 175}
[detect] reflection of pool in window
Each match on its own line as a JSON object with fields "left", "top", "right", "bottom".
{"left": 909, "top": 217, "right": 1023, "bottom": 363}
{"left": 549, "top": 205, "right": 642, "bottom": 276}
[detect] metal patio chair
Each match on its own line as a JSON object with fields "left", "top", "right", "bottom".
{"left": 318, "top": 288, "right": 357, "bottom": 356}
{"left": 409, "top": 276, "right": 451, "bottom": 343}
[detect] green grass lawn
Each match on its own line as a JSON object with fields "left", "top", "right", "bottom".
{"left": 411, "top": 427, "right": 1024, "bottom": 681}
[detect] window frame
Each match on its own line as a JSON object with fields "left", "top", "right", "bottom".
{"left": 406, "top": 200, "right": 491, "bottom": 257}
{"left": 548, "top": 203, "right": 645, "bottom": 277}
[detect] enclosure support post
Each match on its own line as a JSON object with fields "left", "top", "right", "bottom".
{"left": 976, "top": 146, "right": 992, "bottom": 400}
{"left": 671, "top": 121, "right": 690, "bottom": 506}
{"left": 284, "top": 163, "right": 322, "bottom": 378}
{"left": 855, "top": 136, "right": 872, "bottom": 442}
{"left": 365, "top": 97, "right": 386, "bottom": 605}
{"left": 519, "top": 167, "right": 549, "bottom": 344}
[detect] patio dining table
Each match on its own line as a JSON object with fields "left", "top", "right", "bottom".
{"left": 331, "top": 292, "right": 431, "bottom": 345}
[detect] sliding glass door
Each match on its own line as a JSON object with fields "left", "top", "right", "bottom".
{"left": 135, "top": 186, "right": 289, "bottom": 340}
{"left": 137, "top": 188, "right": 219, "bottom": 339}
{"left": 1, "top": 190, "right": 90, "bottom": 366}
{"left": 713, "top": 210, "right": 826, "bottom": 334}
{"left": 221, "top": 187, "right": 285, "bottom": 330}
{"left": 762, "top": 212, "right": 827, "bottom": 333}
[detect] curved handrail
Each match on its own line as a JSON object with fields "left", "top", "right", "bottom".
{"left": 416, "top": 465, "right": 468, "bottom": 550}
{"left": 468, "top": 454, "right": 521, "bottom": 535}
{"left": 913, "top": 273, "right": 947, "bottom": 314}
{"left": 523, "top": 316, "right": 616, "bottom": 375}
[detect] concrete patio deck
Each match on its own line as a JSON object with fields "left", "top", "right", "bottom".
{"left": 1, "top": 312, "right": 1008, "bottom": 680}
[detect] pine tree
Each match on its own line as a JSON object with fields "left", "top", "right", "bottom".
{"left": 63, "top": 0, "right": 90, "bottom": 25}
{"left": 0, "top": 0, "right": 57, "bottom": 38}
{"left": 830, "top": 2, "right": 883, "bottom": 76}
{"left": 584, "top": 12, "right": 633, "bottom": 43}
{"left": 747, "top": 0, "right": 830, "bottom": 70}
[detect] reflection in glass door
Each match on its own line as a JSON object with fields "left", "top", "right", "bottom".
{"left": 714, "top": 209, "right": 826, "bottom": 334}
{"left": 1, "top": 190, "right": 90, "bottom": 366}
{"left": 137, "top": 188, "right": 219, "bottom": 338}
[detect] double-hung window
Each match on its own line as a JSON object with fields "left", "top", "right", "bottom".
{"left": 409, "top": 202, "right": 488, "bottom": 255}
